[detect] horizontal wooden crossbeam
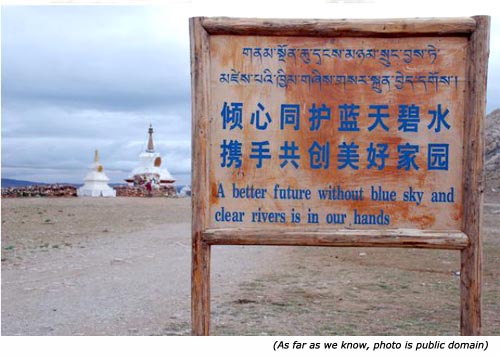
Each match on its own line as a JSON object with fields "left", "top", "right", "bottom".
{"left": 203, "top": 228, "right": 468, "bottom": 250}
{"left": 201, "top": 17, "right": 477, "bottom": 37}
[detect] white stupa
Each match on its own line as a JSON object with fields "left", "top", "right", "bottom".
{"left": 125, "top": 124, "right": 175, "bottom": 188}
{"left": 77, "top": 150, "right": 116, "bottom": 197}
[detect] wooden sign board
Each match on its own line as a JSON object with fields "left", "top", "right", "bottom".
{"left": 190, "top": 16, "right": 489, "bottom": 336}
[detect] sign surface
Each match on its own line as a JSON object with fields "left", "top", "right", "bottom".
{"left": 209, "top": 35, "right": 466, "bottom": 231}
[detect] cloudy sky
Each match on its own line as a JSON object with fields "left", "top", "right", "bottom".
{"left": 1, "top": 1, "right": 499, "bottom": 184}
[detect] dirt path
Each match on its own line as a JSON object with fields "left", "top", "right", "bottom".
{"left": 2, "top": 222, "right": 286, "bottom": 335}
{"left": 1, "top": 198, "right": 286, "bottom": 335}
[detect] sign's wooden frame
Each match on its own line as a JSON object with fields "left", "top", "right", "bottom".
{"left": 190, "top": 16, "right": 489, "bottom": 336}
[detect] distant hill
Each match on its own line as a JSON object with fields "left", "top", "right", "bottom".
{"left": 486, "top": 109, "right": 500, "bottom": 190}
{"left": 1, "top": 178, "right": 48, "bottom": 188}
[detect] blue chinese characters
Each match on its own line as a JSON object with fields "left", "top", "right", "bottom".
{"left": 219, "top": 102, "right": 451, "bottom": 172}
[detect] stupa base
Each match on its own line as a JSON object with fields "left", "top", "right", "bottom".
{"left": 77, "top": 186, "right": 116, "bottom": 197}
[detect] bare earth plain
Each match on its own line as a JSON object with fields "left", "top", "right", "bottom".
{"left": 1, "top": 195, "right": 499, "bottom": 335}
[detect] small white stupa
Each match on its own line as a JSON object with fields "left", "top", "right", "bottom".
{"left": 125, "top": 124, "right": 175, "bottom": 188}
{"left": 77, "top": 149, "right": 116, "bottom": 197}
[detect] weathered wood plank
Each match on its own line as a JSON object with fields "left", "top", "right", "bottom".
{"left": 208, "top": 36, "right": 466, "bottom": 232}
{"left": 190, "top": 17, "right": 211, "bottom": 336}
{"left": 460, "top": 15, "right": 490, "bottom": 336}
{"left": 203, "top": 229, "right": 468, "bottom": 250}
{"left": 201, "top": 17, "right": 476, "bottom": 37}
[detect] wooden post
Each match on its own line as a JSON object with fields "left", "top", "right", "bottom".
{"left": 190, "top": 17, "right": 211, "bottom": 336}
{"left": 460, "top": 15, "right": 490, "bottom": 336}
{"left": 191, "top": 238, "right": 211, "bottom": 335}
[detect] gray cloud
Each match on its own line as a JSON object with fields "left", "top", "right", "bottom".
{"left": 2, "top": 7, "right": 191, "bottom": 110}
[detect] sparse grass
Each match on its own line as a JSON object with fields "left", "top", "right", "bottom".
{"left": 2, "top": 196, "right": 499, "bottom": 335}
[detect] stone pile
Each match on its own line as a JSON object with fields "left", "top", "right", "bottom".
{"left": 114, "top": 185, "right": 177, "bottom": 197}
{"left": 1, "top": 185, "right": 77, "bottom": 198}
{"left": 1, "top": 185, "right": 179, "bottom": 198}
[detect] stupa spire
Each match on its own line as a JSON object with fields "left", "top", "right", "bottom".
{"left": 147, "top": 124, "right": 155, "bottom": 153}
{"left": 94, "top": 149, "right": 99, "bottom": 163}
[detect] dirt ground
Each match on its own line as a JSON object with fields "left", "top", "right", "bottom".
{"left": 1, "top": 194, "right": 499, "bottom": 335}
